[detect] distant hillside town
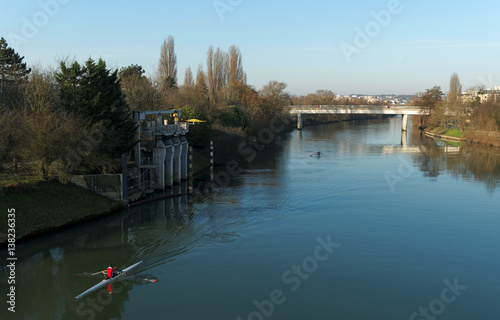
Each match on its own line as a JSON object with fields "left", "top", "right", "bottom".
{"left": 338, "top": 94, "right": 413, "bottom": 105}
{"left": 341, "top": 87, "right": 500, "bottom": 105}
{"left": 462, "top": 87, "right": 500, "bottom": 103}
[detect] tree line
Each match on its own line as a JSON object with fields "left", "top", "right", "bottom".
{"left": 0, "top": 35, "right": 295, "bottom": 181}
{"left": 412, "top": 73, "right": 500, "bottom": 137}
{"left": 9, "top": 36, "right": 489, "bottom": 183}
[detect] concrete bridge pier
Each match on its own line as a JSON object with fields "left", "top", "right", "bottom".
{"left": 172, "top": 137, "right": 182, "bottom": 184}
{"left": 164, "top": 139, "right": 174, "bottom": 188}
{"left": 402, "top": 114, "right": 408, "bottom": 131}
{"left": 153, "top": 140, "right": 166, "bottom": 190}
{"left": 297, "top": 113, "right": 303, "bottom": 130}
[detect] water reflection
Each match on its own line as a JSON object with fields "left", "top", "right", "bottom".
{"left": 301, "top": 117, "right": 500, "bottom": 191}
{"left": 410, "top": 137, "right": 500, "bottom": 191}
{"left": 0, "top": 186, "right": 253, "bottom": 319}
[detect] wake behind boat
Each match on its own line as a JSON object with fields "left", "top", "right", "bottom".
{"left": 75, "top": 261, "right": 143, "bottom": 299}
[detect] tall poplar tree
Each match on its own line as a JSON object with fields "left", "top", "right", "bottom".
{"left": 158, "top": 36, "right": 178, "bottom": 90}
{"left": 447, "top": 73, "right": 462, "bottom": 103}
{"left": 183, "top": 67, "right": 194, "bottom": 89}
{"left": 206, "top": 46, "right": 229, "bottom": 106}
{"left": 228, "top": 45, "right": 246, "bottom": 86}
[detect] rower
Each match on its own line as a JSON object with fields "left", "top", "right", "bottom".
{"left": 107, "top": 264, "right": 117, "bottom": 279}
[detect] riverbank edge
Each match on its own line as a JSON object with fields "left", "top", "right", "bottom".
{"left": 424, "top": 130, "right": 465, "bottom": 143}
{"left": 424, "top": 129, "right": 500, "bottom": 148}
{"left": 0, "top": 181, "right": 124, "bottom": 246}
{"left": 0, "top": 144, "right": 218, "bottom": 247}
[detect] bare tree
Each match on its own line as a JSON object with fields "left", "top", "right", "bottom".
{"left": 260, "top": 81, "right": 289, "bottom": 101}
{"left": 228, "top": 45, "right": 246, "bottom": 86}
{"left": 411, "top": 86, "right": 444, "bottom": 128}
{"left": 447, "top": 73, "right": 471, "bottom": 131}
{"left": 206, "top": 46, "right": 229, "bottom": 106}
{"left": 214, "top": 47, "right": 228, "bottom": 96}
{"left": 183, "top": 67, "right": 194, "bottom": 89}
{"left": 447, "top": 73, "right": 462, "bottom": 103}
{"left": 206, "top": 46, "right": 216, "bottom": 105}
{"left": 23, "top": 66, "right": 58, "bottom": 114}
{"left": 260, "top": 80, "right": 290, "bottom": 114}
{"left": 315, "top": 90, "right": 336, "bottom": 104}
{"left": 157, "top": 36, "right": 177, "bottom": 90}
{"left": 180, "top": 67, "right": 198, "bottom": 108}
{"left": 428, "top": 100, "right": 449, "bottom": 129}
{"left": 195, "top": 64, "right": 207, "bottom": 92}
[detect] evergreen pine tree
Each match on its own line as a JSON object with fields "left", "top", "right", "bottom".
{"left": 56, "top": 58, "right": 137, "bottom": 173}
{"left": 0, "top": 37, "right": 31, "bottom": 108}
{"left": 55, "top": 61, "right": 82, "bottom": 112}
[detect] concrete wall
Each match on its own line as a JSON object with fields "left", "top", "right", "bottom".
{"left": 72, "top": 174, "right": 123, "bottom": 202}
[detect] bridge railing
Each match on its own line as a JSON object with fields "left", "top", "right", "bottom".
{"left": 288, "top": 104, "right": 418, "bottom": 109}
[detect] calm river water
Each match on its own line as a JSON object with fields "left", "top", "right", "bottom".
{"left": 2, "top": 116, "right": 500, "bottom": 320}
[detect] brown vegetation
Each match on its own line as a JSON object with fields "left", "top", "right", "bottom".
{"left": 411, "top": 73, "right": 500, "bottom": 147}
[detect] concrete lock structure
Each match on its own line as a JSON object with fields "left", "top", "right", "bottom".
{"left": 130, "top": 110, "right": 190, "bottom": 199}
{"left": 69, "top": 110, "right": 192, "bottom": 205}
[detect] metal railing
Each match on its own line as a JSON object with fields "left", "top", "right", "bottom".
{"left": 140, "top": 157, "right": 154, "bottom": 168}
{"left": 146, "top": 123, "right": 190, "bottom": 136}
{"left": 288, "top": 104, "right": 420, "bottom": 109}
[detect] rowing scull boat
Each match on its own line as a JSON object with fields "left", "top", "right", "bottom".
{"left": 75, "top": 261, "right": 143, "bottom": 299}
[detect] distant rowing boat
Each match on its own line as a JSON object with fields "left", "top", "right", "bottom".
{"left": 311, "top": 152, "right": 324, "bottom": 157}
{"left": 75, "top": 261, "right": 143, "bottom": 299}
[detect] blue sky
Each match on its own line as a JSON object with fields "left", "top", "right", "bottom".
{"left": 1, "top": 0, "right": 500, "bottom": 96}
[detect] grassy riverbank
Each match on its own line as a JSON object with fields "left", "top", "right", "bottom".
{"left": 424, "top": 128, "right": 465, "bottom": 145}
{"left": 428, "top": 127, "right": 465, "bottom": 138}
{"left": 425, "top": 127, "right": 500, "bottom": 148}
{"left": 0, "top": 180, "right": 122, "bottom": 245}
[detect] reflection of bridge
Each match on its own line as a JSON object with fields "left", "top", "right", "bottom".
{"left": 288, "top": 105, "right": 427, "bottom": 131}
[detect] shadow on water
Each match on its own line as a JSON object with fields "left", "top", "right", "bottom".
{"left": 0, "top": 160, "right": 289, "bottom": 320}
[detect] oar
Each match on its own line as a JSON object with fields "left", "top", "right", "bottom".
{"left": 126, "top": 275, "right": 157, "bottom": 283}
{"left": 76, "top": 270, "right": 106, "bottom": 277}
{"left": 91, "top": 270, "right": 106, "bottom": 276}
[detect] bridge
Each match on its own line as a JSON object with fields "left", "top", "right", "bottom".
{"left": 288, "top": 105, "right": 427, "bottom": 131}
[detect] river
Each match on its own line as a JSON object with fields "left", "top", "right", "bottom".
{"left": 1, "top": 116, "right": 500, "bottom": 320}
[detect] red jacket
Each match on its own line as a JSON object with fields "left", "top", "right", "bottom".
{"left": 107, "top": 267, "right": 116, "bottom": 278}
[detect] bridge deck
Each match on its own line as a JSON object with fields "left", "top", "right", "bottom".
{"left": 288, "top": 105, "right": 426, "bottom": 115}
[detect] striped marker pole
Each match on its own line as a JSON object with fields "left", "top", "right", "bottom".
{"left": 210, "top": 140, "right": 214, "bottom": 183}
{"left": 188, "top": 146, "right": 193, "bottom": 194}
